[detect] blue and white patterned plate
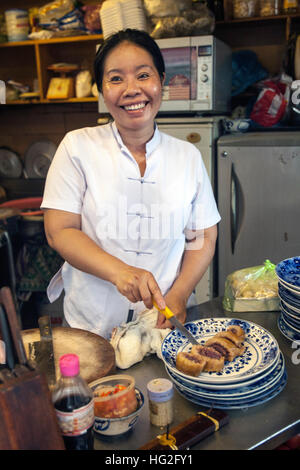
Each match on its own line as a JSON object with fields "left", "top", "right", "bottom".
{"left": 161, "top": 318, "right": 279, "bottom": 384}
{"left": 278, "top": 284, "right": 300, "bottom": 308}
{"left": 166, "top": 352, "right": 284, "bottom": 400}
{"left": 276, "top": 257, "right": 300, "bottom": 290}
{"left": 278, "top": 314, "right": 300, "bottom": 341}
{"left": 279, "top": 280, "right": 300, "bottom": 297}
{"left": 281, "top": 310, "right": 300, "bottom": 332}
{"left": 280, "top": 301, "right": 300, "bottom": 321}
{"left": 279, "top": 298, "right": 300, "bottom": 315}
{"left": 174, "top": 370, "right": 287, "bottom": 410}
{"left": 166, "top": 350, "right": 281, "bottom": 390}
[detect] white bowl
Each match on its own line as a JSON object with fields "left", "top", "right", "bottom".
{"left": 92, "top": 387, "right": 144, "bottom": 437}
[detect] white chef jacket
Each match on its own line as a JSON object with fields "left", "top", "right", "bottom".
{"left": 41, "top": 122, "right": 221, "bottom": 339}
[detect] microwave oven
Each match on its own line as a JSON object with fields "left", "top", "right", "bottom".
{"left": 98, "top": 35, "right": 232, "bottom": 115}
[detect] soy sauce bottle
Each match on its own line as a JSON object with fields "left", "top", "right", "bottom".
{"left": 52, "top": 354, "right": 94, "bottom": 450}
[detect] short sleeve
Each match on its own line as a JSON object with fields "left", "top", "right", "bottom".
{"left": 41, "top": 134, "right": 86, "bottom": 214}
{"left": 185, "top": 155, "right": 221, "bottom": 231}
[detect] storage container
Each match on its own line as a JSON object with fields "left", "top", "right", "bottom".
{"left": 233, "top": 0, "right": 257, "bottom": 18}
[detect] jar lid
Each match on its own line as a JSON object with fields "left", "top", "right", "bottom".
{"left": 59, "top": 353, "right": 79, "bottom": 377}
{"left": 147, "top": 378, "right": 173, "bottom": 402}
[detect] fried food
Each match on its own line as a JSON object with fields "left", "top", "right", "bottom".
{"left": 175, "top": 324, "right": 246, "bottom": 377}
{"left": 176, "top": 351, "right": 207, "bottom": 377}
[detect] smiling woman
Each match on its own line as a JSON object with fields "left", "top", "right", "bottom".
{"left": 94, "top": 29, "right": 166, "bottom": 163}
{"left": 101, "top": 41, "right": 164, "bottom": 147}
{"left": 40, "top": 29, "right": 221, "bottom": 339}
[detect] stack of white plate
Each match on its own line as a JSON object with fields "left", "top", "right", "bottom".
{"left": 276, "top": 256, "right": 300, "bottom": 341}
{"left": 161, "top": 318, "right": 287, "bottom": 410}
{"left": 100, "top": 0, "right": 147, "bottom": 39}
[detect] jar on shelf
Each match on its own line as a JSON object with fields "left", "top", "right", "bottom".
{"left": 259, "top": 0, "right": 281, "bottom": 15}
{"left": 233, "top": 0, "right": 257, "bottom": 18}
{"left": 283, "top": 0, "right": 298, "bottom": 13}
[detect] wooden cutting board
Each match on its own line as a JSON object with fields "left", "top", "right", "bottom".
{"left": 21, "top": 327, "right": 115, "bottom": 384}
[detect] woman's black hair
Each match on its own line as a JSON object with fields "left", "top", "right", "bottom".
{"left": 94, "top": 28, "right": 165, "bottom": 93}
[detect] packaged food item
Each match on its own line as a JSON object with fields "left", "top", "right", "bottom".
{"left": 75, "top": 70, "right": 92, "bottom": 98}
{"left": 223, "top": 260, "right": 279, "bottom": 312}
{"left": 233, "top": 0, "right": 257, "bottom": 18}
{"left": 283, "top": 0, "right": 298, "bottom": 13}
{"left": 259, "top": 0, "right": 280, "bottom": 16}
{"left": 93, "top": 374, "right": 137, "bottom": 419}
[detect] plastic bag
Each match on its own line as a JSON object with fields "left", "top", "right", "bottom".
{"left": 76, "top": 70, "right": 92, "bottom": 98}
{"left": 148, "top": 1, "right": 214, "bottom": 38}
{"left": 38, "top": 0, "right": 74, "bottom": 26}
{"left": 223, "top": 260, "right": 279, "bottom": 312}
{"left": 143, "top": 0, "right": 192, "bottom": 18}
{"left": 250, "top": 79, "right": 290, "bottom": 127}
{"left": 232, "top": 50, "right": 268, "bottom": 96}
{"left": 38, "top": 0, "right": 84, "bottom": 32}
{"left": 249, "top": 80, "right": 286, "bottom": 126}
{"left": 82, "top": 4, "right": 103, "bottom": 33}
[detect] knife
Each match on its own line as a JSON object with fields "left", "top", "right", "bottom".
{"left": 29, "top": 316, "right": 56, "bottom": 389}
{"left": 152, "top": 299, "right": 198, "bottom": 345}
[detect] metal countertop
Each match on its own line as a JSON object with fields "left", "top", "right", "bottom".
{"left": 94, "top": 298, "right": 300, "bottom": 451}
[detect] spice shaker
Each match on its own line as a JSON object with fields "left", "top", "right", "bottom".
{"left": 147, "top": 378, "right": 174, "bottom": 427}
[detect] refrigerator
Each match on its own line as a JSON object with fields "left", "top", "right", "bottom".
{"left": 217, "top": 132, "right": 300, "bottom": 295}
{"left": 157, "top": 116, "right": 223, "bottom": 304}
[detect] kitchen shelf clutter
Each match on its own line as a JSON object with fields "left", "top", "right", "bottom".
{"left": 1, "top": 0, "right": 300, "bottom": 106}
{"left": 217, "top": 11, "right": 300, "bottom": 39}
{"left": 0, "top": 33, "right": 103, "bottom": 105}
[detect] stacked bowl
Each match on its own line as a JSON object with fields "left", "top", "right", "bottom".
{"left": 276, "top": 256, "right": 300, "bottom": 341}
{"left": 161, "top": 318, "right": 287, "bottom": 410}
{"left": 100, "top": 0, "right": 147, "bottom": 39}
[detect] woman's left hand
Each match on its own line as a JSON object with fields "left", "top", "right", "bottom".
{"left": 155, "top": 290, "right": 187, "bottom": 329}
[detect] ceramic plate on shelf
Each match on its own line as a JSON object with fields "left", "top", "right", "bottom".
{"left": 161, "top": 318, "right": 279, "bottom": 384}
{"left": 24, "top": 140, "right": 57, "bottom": 178}
{"left": 0, "top": 147, "right": 23, "bottom": 178}
{"left": 276, "top": 257, "right": 300, "bottom": 290}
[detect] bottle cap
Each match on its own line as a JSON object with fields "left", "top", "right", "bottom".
{"left": 59, "top": 353, "right": 79, "bottom": 377}
{"left": 147, "top": 378, "right": 173, "bottom": 403}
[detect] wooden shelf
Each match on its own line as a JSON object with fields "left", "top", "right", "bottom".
{"left": 0, "top": 34, "right": 103, "bottom": 48}
{"left": 5, "top": 96, "right": 98, "bottom": 105}
{"left": 217, "top": 12, "right": 300, "bottom": 24}
{"left": 0, "top": 34, "right": 103, "bottom": 105}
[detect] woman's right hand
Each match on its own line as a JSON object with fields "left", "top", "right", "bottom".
{"left": 114, "top": 265, "right": 166, "bottom": 310}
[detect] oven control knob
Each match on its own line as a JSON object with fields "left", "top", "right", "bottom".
{"left": 201, "top": 74, "right": 208, "bottom": 82}
{"left": 201, "top": 64, "right": 208, "bottom": 72}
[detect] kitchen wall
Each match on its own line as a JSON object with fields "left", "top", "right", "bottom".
{"left": 0, "top": 102, "right": 99, "bottom": 159}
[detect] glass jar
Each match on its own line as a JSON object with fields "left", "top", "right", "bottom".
{"left": 233, "top": 0, "right": 257, "bottom": 18}
{"left": 259, "top": 0, "right": 281, "bottom": 15}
